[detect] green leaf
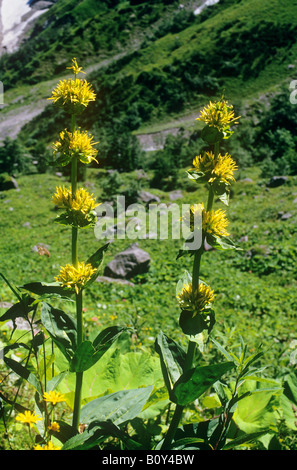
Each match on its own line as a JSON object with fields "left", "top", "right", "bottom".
{"left": 222, "top": 430, "right": 269, "bottom": 450}
{"left": 80, "top": 386, "right": 153, "bottom": 426}
{"left": 155, "top": 331, "right": 185, "bottom": 400}
{"left": 173, "top": 361, "right": 235, "bottom": 406}
{"left": 4, "top": 357, "right": 42, "bottom": 395}
{"left": 84, "top": 242, "right": 110, "bottom": 288}
{"left": 233, "top": 380, "right": 282, "bottom": 434}
{"left": 21, "top": 281, "right": 73, "bottom": 301}
{"left": 56, "top": 349, "right": 163, "bottom": 409}
{"left": 201, "top": 124, "right": 224, "bottom": 144}
{"left": 41, "top": 303, "right": 77, "bottom": 363}
{"left": 70, "top": 326, "right": 125, "bottom": 373}
{"left": 208, "top": 235, "right": 239, "bottom": 251}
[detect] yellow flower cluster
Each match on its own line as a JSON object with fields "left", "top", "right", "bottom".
{"left": 203, "top": 207, "right": 229, "bottom": 238}
{"left": 177, "top": 282, "right": 215, "bottom": 316}
{"left": 197, "top": 98, "right": 240, "bottom": 132}
{"left": 182, "top": 203, "right": 229, "bottom": 238}
{"left": 52, "top": 186, "right": 99, "bottom": 228}
{"left": 53, "top": 128, "right": 98, "bottom": 166}
{"left": 191, "top": 151, "right": 237, "bottom": 185}
{"left": 49, "top": 59, "right": 96, "bottom": 115}
{"left": 53, "top": 186, "right": 99, "bottom": 213}
{"left": 55, "top": 261, "right": 97, "bottom": 294}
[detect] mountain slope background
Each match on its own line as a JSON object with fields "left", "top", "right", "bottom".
{"left": 0, "top": 0, "right": 297, "bottom": 175}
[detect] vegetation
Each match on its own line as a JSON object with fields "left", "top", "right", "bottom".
{"left": 1, "top": 0, "right": 297, "bottom": 451}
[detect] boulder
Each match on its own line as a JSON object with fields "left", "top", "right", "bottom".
{"left": 104, "top": 243, "right": 150, "bottom": 279}
{"left": 138, "top": 190, "right": 160, "bottom": 204}
{"left": 266, "top": 176, "right": 288, "bottom": 188}
{"left": 0, "top": 175, "right": 18, "bottom": 191}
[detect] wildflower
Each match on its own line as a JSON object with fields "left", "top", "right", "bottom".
{"left": 52, "top": 186, "right": 99, "bottom": 228}
{"left": 48, "top": 422, "right": 60, "bottom": 433}
{"left": 197, "top": 98, "right": 240, "bottom": 134}
{"left": 52, "top": 128, "right": 98, "bottom": 166}
{"left": 43, "top": 390, "right": 65, "bottom": 406}
{"left": 67, "top": 57, "right": 86, "bottom": 77}
{"left": 15, "top": 410, "right": 42, "bottom": 428}
{"left": 182, "top": 204, "right": 229, "bottom": 238}
{"left": 203, "top": 208, "right": 230, "bottom": 238}
{"left": 48, "top": 78, "right": 96, "bottom": 115}
{"left": 191, "top": 151, "right": 237, "bottom": 185}
{"left": 177, "top": 282, "right": 215, "bottom": 316}
{"left": 34, "top": 441, "right": 61, "bottom": 450}
{"left": 52, "top": 186, "right": 99, "bottom": 213}
{"left": 55, "top": 262, "right": 97, "bottom": 294}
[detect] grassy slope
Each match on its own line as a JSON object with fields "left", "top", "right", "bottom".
{"left": 1, "top": 166, "right": 297, "bottom": 374}
{"left": 1, "top": 0, "right": 297, "bottom": 375}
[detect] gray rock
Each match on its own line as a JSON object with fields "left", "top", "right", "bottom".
{"left": 266, "top": 176, "right": 289, "bottom": 188}
{"left": 169, "top": 190, "right": 183, "bottom": 200}
{"left": 138, "top": 191, "right": 160, "bottom": 204}
{"left": 0, "top": 176, "right": 18, "bottom": 191}
{"left": 104, "top": 243, "right": 150, "bottom": 279}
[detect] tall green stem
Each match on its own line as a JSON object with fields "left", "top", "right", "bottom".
{"left": 72, "top": 291, "right": 83, "bottom": 431}
{"left": 70, "top": 113, "right": 84, "bottom": 432}
{"left": 162, "top": 143, "right": 218, "bottom": 449}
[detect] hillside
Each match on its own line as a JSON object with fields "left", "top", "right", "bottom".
{"left": 0, "top": 0, "right": 297, "bottom": 162}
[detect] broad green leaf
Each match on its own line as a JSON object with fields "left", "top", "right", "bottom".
{"left": 56, "top": 349, "right": 163, "bottom": 409}
{"left": 173, "top": 361, "right": 235, "bottom": 406}
{"left": 21, "top": 281, "right": 73, "bottom": 300}
{"left": 41, "top": 302, "right": 77, "bottom": 363}
{"left": 70, "top": 326, "right": 125, "bottom": 372}
{"left": 155, "top": 331, "right": 185, "bottom": 399}
{"left": 80, "top": 386, "right": 153, "bottom": 426}
{"left": 233, "top": 380, "right": 282, "bottom": 433}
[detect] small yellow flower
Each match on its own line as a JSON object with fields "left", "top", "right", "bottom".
{"left": 191, "top": 151, "right": 237, "bottom": 185}
{"left": 197, "top": 98, "right": 240, "bottom": 132}
{"left": 15, "top": 410, "right": 42, "bottom": 428}
{"left": 53, "top": 128, "right": 98, "bottom": 166}
{"left": 49, "top": 78, "right": 96, "bottom": 115}
{"left": 34, "top": 441, "right": 61, "bottom": 450}
{"left": 55, "top": 262, "right": 97, "bottom": 294}
{"left": 177, "top": 282, "right": 215, "bottom": 316}
{"left": 67, "top": 57, "right": 86, "bottom": 77}
{"left": 48, "top": 421, "right": 60, "bottom": 433}
{"left": 43, "top": 390, "right": 65, "bottom": 405}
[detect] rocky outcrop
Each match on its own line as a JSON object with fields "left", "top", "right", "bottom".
{"left": 104, "top": 243, "right": 151, "bottom": 279}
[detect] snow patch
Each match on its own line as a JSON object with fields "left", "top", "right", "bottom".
{"left": 1, "top": 0, "right": 46, "bottom": 53}
{"left": 194, "top": 0, "right": 220, "bottom": 16}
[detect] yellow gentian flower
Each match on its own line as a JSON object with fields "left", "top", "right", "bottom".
{"left": 191, "top": 151, "right": 237, "bottom": 185}
{"left": 55, "top": 262, "right": 97, "bottom": 294}
{"left": 53, "top": 128, "right": 98, "bottom": 166}
{"left": 177, "top": 282, "right": 215, "bottom": 316}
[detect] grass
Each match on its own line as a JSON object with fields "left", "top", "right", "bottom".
{"left": 1, "top": 165, "right": 297, "bottom": 376}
